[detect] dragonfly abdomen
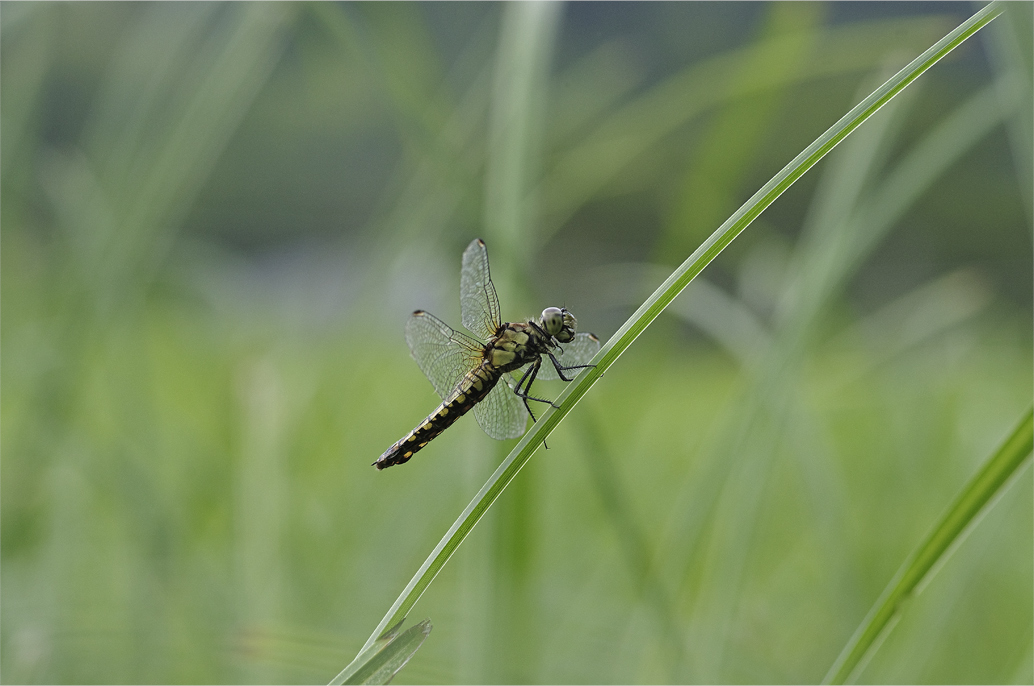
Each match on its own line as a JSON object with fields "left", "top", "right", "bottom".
{"left": 374, "top": 364, "right": 500, "bottom": 469}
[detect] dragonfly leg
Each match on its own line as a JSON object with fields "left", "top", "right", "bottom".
{"left": 513, "top": 357, "right": 558, "bottom": 449}
{"left": 513, "top": 357, "right": 559, "bottom": 422}
{"left": 546, "top": 351, "right": 596, "bottom": 383}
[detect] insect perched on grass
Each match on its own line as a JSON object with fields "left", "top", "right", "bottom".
{"left": 375, "top": 239, "right": 600, "bottom": 469}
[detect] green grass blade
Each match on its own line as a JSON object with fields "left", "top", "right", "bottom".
{"left": 333, "top": 619, "right": 433, "bottom": 686}
{"left": 823, "top": 407, "right": 1034, "bottom": 685}
{"left": 336, "top": 3, "right": 1004, "bottom": 682}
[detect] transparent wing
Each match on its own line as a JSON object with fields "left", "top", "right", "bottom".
{"left": 460, "top": 238, "right": 502, "bottom": 341}
{"left": 473, "top": 373, "right": 529, "bottom": 440}
{"left": 405, "top": 310, "right": 484, "bottom": 400}
{"left": 535, "top": 332, "right": 601, "bottom": 381}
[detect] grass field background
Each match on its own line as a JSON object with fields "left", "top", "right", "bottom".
{"left": 2, "top": 3, "right": 1031, "bottom": 683}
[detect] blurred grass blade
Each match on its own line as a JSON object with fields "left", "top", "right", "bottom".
{"left": 343, "top": 1, "right": 1003, "bottom": 677}
{"left": 575, "top": 409, "right": 686, "bottom": 676}
{"left": 661, "top": 1, "right": 824, "bottom": 258}
{"left": 483, "top": 0, "right": 562, "bottom": 289}
{"left": 539, "top": 13, "right": 953, "bottom": 238}
{"left": 331, "top": 619, "right": 432, "bottom": 686}
{"left": 824, "top": 407, "right": 1034, "bottom": 685}
{"left": 79, "top": 3, "right": 292, "bottom": 305}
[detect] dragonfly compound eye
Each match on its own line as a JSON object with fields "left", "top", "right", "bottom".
{"left": 562, "top": 309, "right": 577, "bottom": 331}
{"left": 541, "top": 307, "right": 564, "bottom": 336}
{"left": 553, "top": 308, "right": 577, "bottom": 343}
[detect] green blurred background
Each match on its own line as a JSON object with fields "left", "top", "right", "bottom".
{"left": 2, "top": 2, "right": 1031, "bottom": 683}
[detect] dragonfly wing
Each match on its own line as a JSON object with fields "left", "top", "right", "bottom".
{"left": 405, "top": 311, "right": 485, "bottom": 400}
{"left": 536, "top": 332, "right": 601, "bottom": 381}
{"left": 460, "top": 239, "right": 502, "bottom": 341}
{"left": 473, "top": 373, "right": 529, "bottom": 440}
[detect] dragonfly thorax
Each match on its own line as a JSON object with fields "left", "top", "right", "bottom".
{"left": 485, "top": 323, "right": 547, "bottom": 372}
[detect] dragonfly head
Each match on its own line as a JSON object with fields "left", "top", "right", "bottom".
{"left": 541, "top": 307, "right": 577, "bottom": 343}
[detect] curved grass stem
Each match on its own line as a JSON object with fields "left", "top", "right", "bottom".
{"left": 823, "top": 407, "right": 1033, "bottom": 684}
{"left": 330, "top": 4, "right": 1004, "bottom": 684}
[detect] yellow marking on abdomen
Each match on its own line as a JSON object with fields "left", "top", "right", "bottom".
{"left": 375, "top": 364, "right": 502, "bottom": 469}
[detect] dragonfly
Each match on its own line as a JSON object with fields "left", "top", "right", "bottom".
{"left": 375, "top": 238, "right": 600, "bottom": 469}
